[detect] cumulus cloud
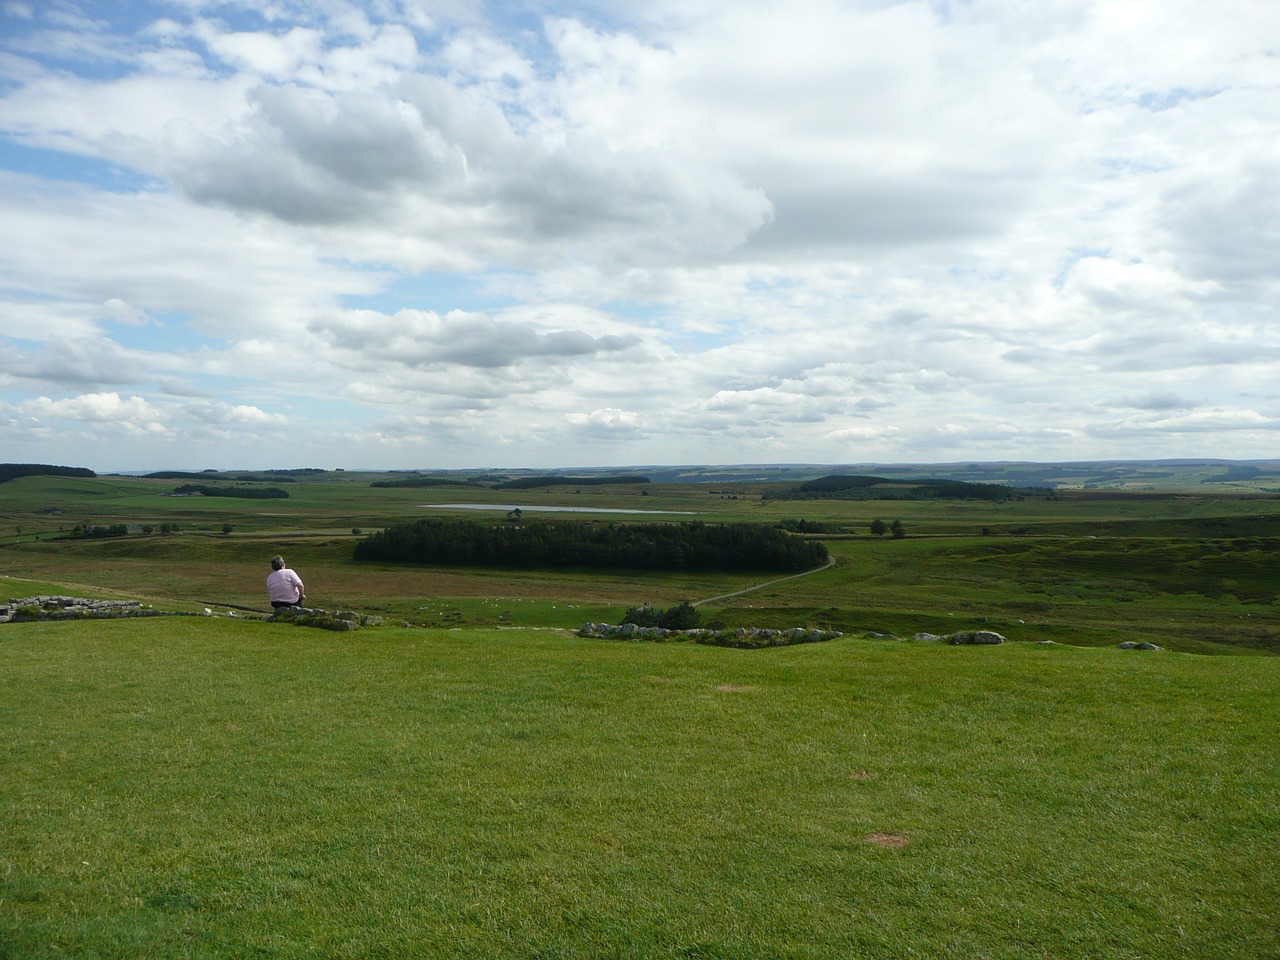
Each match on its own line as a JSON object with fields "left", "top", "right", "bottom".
{"left": 1114, "top": 393, "right": 1201, "bottom": 412}
{"left": 182, "top": 400, "right": 288, "bottom": 426}
{"left": 1, "top": 0, "right": 1278, "bottom": 469}
{"left": 22, "top": 392, "right": 163, "bottom": 426}
{"left": 0, "top": 171, "right": 379, "bottom": 341}
{"left": 1088, "top": 409, "right": 1280, "bottom": 438}
{"left": 2, "top": 337, "right": 155, "bottom": 388}
{"left": 164, "top": 74, "right": 772, "bottom": 266}
{"left": 309, "top": 309, "right": 639, "bottom": 370}
{"left": 564, "top": 407, "right": 642, "bottom": 438}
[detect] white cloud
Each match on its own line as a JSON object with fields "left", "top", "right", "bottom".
{"left": 0, "top": 0, "right": 1278, "bottom": 470}
{"left": 308, "top": 308, "right": 640, "bottom": 371}
{"left": 0, "top": 338, "right": 151, "bottom": 388}
{"left": 22, "top": 392, "right": 163, "bottom": 426}
{"left": 182, "top": 400, "right": 288, "bottom": 426}
{"left": 0, "top": 171, "right": 380, "bottom": 342}
{"left": 564, "top": 407, "right": 642, "bottom": 438}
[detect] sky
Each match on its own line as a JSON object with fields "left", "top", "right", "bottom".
{"left": 1, "top": 0, "right": 1278, "bottom": 472}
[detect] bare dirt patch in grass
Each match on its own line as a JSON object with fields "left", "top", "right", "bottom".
{"left": 864, "top": 832, "right": 911, "bottom": 848}
{"left": 715, "top": 684, "right": 756, "bottom": 693}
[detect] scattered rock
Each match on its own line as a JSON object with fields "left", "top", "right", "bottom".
{"left": 1, "top": 596, "right": 162, "bottom": 623}
{"left": 270, "top": 607, "right": 383, "bottom": 631}
{"left": 1, "top": 595, "right": 383, "bottom": 631}
{"left": 866, "top": 631, "right": 898, "bottom": 640}
{"left": 948, "top": 630, "right": 1006, "bottom": 645}
{"left": 579, "top": 623, "right": 842, "bottom": 648}
{"left": 1118, "top": 641, "right": 1163, "bottom": 651}
{"left": 912, "top": 630, "right": 1005, "bottom": 644}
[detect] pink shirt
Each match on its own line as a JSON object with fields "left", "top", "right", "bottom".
{"left": 266, "top": 567, "right": 304, "bottom": 603}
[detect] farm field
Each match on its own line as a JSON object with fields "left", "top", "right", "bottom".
{"left": 1, "top": 469, "right": 1278, "bottom": 653}
{"left": 2, "top": 465, "right": 1279, "bottom": 956}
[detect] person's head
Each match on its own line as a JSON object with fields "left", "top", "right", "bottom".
{"left": 271, "top": 555, "right": 285, "bottom": 571}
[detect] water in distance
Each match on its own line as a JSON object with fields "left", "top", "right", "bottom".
{"left": 424, "top": 503, "right": 696, "bottom": 515}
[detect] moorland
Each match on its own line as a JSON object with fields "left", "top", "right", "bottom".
{"left": 1, "top": 461, "right": 1278, "bottom": 958}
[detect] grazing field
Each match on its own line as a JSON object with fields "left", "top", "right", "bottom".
{"left": 2, "top": 618, "right": 1278, "bottom": 959}
{"left": 2, "top": 467, "right": 1279, "bottom": 956}
{"left": 1, "top": 470, "right": 1277, "bottom": 653}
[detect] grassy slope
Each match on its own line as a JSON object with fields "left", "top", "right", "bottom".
{"left": 2, "top": 617, "right": 1278, "bottom": 959}
{"left": 4, "top": 474, "right": 1280, "bottom": 650}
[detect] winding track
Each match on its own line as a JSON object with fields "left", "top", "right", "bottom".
{"left": 200, "top": 554, "right": 839, "bottom": 617}
{"left": 692, "top": 554, "right": 836, "bottom": 607}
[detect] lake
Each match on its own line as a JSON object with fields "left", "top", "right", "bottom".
{"left": 424, "top": 503, "right": 697, "bottom": 515}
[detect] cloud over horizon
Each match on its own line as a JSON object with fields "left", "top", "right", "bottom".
{"left": 1, "top": 0, "right": 1277, "bottom": 471}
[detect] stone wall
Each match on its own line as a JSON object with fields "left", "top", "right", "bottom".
{"left": 0, "top": 596, "right": 161, "bottom": 623}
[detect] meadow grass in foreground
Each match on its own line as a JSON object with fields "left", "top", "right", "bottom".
{"left": 2, "top": 618, "right": 1278, "bottom": 959}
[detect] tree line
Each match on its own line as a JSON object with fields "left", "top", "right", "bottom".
{"left": 172, "top": 484, "right": 289, "bottom": 499}
{"left": 493, "top": 475, "right": 651, "bottom": 490}
{"left": 779, "top": 475, "right": 1016, "bottom": 502}
{"left": 69, "top": 522, "right": 181, "bottom": 538}
{"left": 369, "top": 477, "right": 476, "bottom": 488}
{"left": 0, "top": 463, "right": 96, "bottom": 484}
{"left": 353, "top": 519, "right": 828, "bottom": 572}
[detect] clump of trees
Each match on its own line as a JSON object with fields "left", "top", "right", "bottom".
{"left": 70, "top": 521, "right": 182, "bottom": 538}
{"left": 72, "top": 524, "right": 129, "bottom": 538}
{"left": 870, "top": 519, "right": 907, "bottom": 538}
{"left": 172, "top": 484, "right": 288, "bottom": 499}
{"left": 621, "top": 601, "right": 701, "bottom": 629}
{"left": 776, "top": 518, "right": 847, "bottom": 534}
{"left": 0, "top": 463, "right": 95, "bottom": 484}
{"left": 781, "top": 475, "right": 1015, "bottom": 502}
{"left": 353, "top": 519, "right": 829, "bottom": 573}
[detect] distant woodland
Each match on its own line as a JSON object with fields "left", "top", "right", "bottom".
{"left": 493, "top": 475, "right": 651, "bottom": 490}
{"left": 354, "top": 519, "right": 828, "bottom": 572}
{"left": 369, "top": 477, "right": 478, "bottom": 489}
{"left": 779, "top": 475, "right": 1019, "bottom": 501}
{"left": 0, "top": 463, "right": 96, "bottom": 484}
{"left": 171, "top": 484, "right": 289, "bottom": 499}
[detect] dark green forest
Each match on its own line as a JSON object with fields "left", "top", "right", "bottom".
{"left": 780, "top": 474, "right": 1019, "bottom": 501}
{"left": 0, "top": 463, "right": 96, "bottom": 484}
{"left": 369, "top": 477, "right": 476, "bottom": 488}
{"left": 172, "top": 484, "right": 289, "bottom": 499}
{"left": 353, "top": 519, "right": 829, "bottom": 572}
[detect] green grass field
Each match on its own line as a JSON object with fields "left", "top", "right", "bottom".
{"left": 2, "top": 471, "right": 1278, "bottom": 653}
{"left": 3, "top": 617, "right": 1278, "bottom": 959}
{"left": 2, "top": 469, "right": 1279, "bottom": 956}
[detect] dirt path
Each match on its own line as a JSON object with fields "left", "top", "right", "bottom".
{"left": 692, "top": 555, "right": 836, "bottom": 607}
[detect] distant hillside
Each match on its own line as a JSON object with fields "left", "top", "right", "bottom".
{"left": 145, "top": 469, "right": 323, "bottom": 481}
{"left": 0, "top": 463, "right": 96, "bottom": 484}
{"left": 494, "top": 475, "right": 650, "bottom": 490}
{"left": 622, "top": 460, "right": 1280, "bottom": 489}
{"left": 779, "top": 475, "right": 1019, "bottom": 502}
{"left": 370, "top": 477, "right": 478, "bottom": 489}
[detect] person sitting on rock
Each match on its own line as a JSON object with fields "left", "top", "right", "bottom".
{"left": 266, "top": 555, "right": 306, "bottom": 610}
